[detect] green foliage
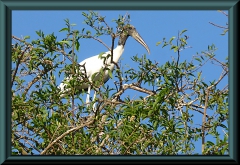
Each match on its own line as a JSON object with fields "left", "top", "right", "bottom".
{"left": 11, "top": 11, "right": 228, "bottom": 155}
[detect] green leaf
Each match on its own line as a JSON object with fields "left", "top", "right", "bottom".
{"left": 174, "top": 47, "right": 179, "bottom": 52}
{"left": 36, "top": 30, "right": 42, "bottom": 37}
{"left": 74, "top": 136, "right": 77, "bottom": 144}
{"left": 197, "top": 72, "right": 201, "bottom": 80}
{"left": 164, "top": 74, "right": 169, "bottom": 84}
{"left": 170, "top": 45, "right": 177, "bottom": 50}
{"left": 59, "top": 41, "right": 70, "bottom": 46}
{"left": 86, "top": 30, "right": 91, "bottom": 35}
{"left": 162, "top": 42, "right": 168, "bottom": 48}
{"left": 206, "top": 141, "right": 214, "bottom": 146}
{"left": 91, "top": 72, "right": 98, "bottom": 80}
{"left": 75, "top": 41, "right": 80, "bottom": 51}
{"left": 195, "top": 58, "right": 202, "bottom": 63}
{"left": 180, "top": 29, "right": 188, "bottom": 36}
{"left": 221, "top": 29, "right": 228, "bottom": 36}
{"left": 68, "top": 50, "right": 72, "bottom": 55}
{"left": 169, "top": 37, "right": 176, "bottom": 44}
{"left": 82, "top": 12, "right": 87, "bottom": 17}
{"left": 219, "top": 124, "right": 227, "bottom": 129}
{"left": 153, "top": 121, "right": 158, "bottom": 129}
{"left": 59, "top": 27, "right": 69, "bottom": 32}
{"left": 64, "top": 18, "right": 70, "bottom": 24}
{"left": 148, "top": 110, "right": 153, "bottom": 116}
{"left": 181, "top": 38, "right": 187, "bottom": 45}
{"left": 98, "top": 52, "right": 105, "bottom": 59}
{"left": 24, "top": 36, "right": 30, "bottom": 40}
{"left": 221, "top": 145, "right": 228, "bottom": 154}
{"left": 171, "top": 45, "right": 179, "bottom": 52}
{"left": 202, "top": 82, "right": 208, "bottom": 87}
{"left": 156, "top": 41, "right": 161, "bottom": 46}
{"left": 108, "top": 70, "right": 113, "bottom": 79}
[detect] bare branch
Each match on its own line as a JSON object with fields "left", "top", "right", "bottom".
{"left": 218, "top": 10, "right": 228, "bottom": 16}
{"left": 83, "top": 35, "right": 111, "bottom": 51}
{"left": 208, "top": 70, "right": 228, "bottom": 90}
{"left": 113, "top": 83, "right": 156, "bottom": 102}
{"left": 209, "top": 22, "right": 228, "bottom": 29}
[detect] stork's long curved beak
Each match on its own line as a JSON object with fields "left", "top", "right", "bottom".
{"left": 131, "top": 31, "right": 150, "bottom": 54}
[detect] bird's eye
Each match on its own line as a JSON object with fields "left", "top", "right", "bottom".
{"left": 128, "top": 27, "right": 132, "bottom": 30}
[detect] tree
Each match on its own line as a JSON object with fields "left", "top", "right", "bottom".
{"left": 11, "top": 11, "right": 228, "bottom": 155}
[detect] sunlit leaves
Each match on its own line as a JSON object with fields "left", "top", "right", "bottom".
{"left": 158, "top": 29, "right": 189, "bottom": 53}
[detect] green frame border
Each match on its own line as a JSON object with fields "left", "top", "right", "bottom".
{"left": 0, "top": 0, "right": 238, "bottom": 164}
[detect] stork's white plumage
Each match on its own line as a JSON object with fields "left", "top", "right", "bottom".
{"left": 59, "top": 24, "right": 150, "bottom": 109}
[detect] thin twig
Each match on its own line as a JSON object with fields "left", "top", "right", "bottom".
{"left": 83, "top": 35, "right": 111, "bottom": 51}
{"left": 222, "top": 129, "right": 228, "bottom": 137}
{"left": 113, "top": 83, "right": 156, "bottom": 102}
{"left": 209, "top": 22, "right": 228, "bottom": 29}
{"left": 218, "top": 10, "right": 228, "bottom": 16}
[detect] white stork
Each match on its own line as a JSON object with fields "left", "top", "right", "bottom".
{"left": 59, "top": 24, "right": 150, "bottom": 110}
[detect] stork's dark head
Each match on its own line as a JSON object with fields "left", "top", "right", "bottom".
{"left": 119, "top": 24, "right": 150, "bottom": 54}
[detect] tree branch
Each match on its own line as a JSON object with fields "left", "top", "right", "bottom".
{"left": 12, "top": 45, "right": 30, "bottom": 88}
{"left": 209, "top": 22, "right": 228, "bottom": 29}
{"left": 40, "top": 117, "right": 94, "bottom": 155}
{"left": 113, "top": 83, "right": 156, "bottom": 102}
{"left": 83, "top": 35, "right": 111, "bottom": 51}
{"left": 202, "top": 88, "right": 210, "bottom": 153}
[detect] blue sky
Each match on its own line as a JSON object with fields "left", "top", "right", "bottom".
{"left": 12, "top": 10, "right": 228, "bottom": 154}
{"left": 12, "top": 10, "right": 228, "bottom": 82}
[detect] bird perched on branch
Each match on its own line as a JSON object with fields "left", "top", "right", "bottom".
{"left": 59, "top": 24, "right": 150, "bottom": 109}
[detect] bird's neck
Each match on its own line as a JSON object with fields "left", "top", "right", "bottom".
{"left": 118, "top": 34, "right": 129, "bottom": 46}
{"left": 108, "top": 45, "right": 124, "bottom": 64}
{"left": 104, "top": 34, "right": 129, "bottom": 65}
{"left": 105, "top": 34, "right": 128, "bottom": 64}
